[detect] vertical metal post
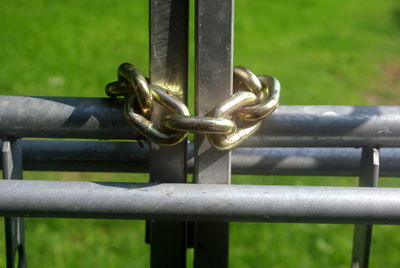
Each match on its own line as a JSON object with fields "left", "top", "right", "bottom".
{"left": 148, "top": 0, "right": 189, "bottom": 267}
{"left": 351, "top": 147, "right": 379, "bottom": 268}
{"left": 193, "top": 0, "right": 233, "bottom": 267}
{"left": 2, "top": 140, "right": 27, "bottom": 268}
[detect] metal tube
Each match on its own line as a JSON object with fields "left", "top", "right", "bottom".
{"left": 2, "top": 140, "right": 27, "bottom": 268}
{"left": 351, "top": 148, "right": 380, "bottom": 268}
{"left": 1, "top": 97, "right": 400, "bottom": 147}
{"left": 245, "top": 105, "right": 400, "bottom": 147}
{"left": 1, "top": 180, "right": 400, "bottom": 224}
{"left": 0, "top": 96, "right": 136, "bottom": 140}
{"left": 9, "top": 140, "right": 400, "bottom": 177}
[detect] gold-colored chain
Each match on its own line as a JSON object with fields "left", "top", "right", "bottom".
{"left": 106, "top": 63, "right": 281, "bottom": 150}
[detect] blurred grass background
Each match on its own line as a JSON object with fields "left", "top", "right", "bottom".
{"left": 0, "top": 0, "right": 400, "bottom": 267}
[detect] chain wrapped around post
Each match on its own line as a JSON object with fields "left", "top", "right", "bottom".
{"left": 106, "top": 63, "right": 281, "bottom": 150}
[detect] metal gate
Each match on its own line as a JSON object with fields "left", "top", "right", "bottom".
{"left": 1, "top": 1, "right": 400, "bottom": 267}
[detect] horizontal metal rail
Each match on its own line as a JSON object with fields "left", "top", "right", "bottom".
{"left": 247, "top": 105, "right": 400, "bottom": 148}
{"left": 0, "top": 180, "right": 399, "bottom": 224}
{"left": 1, "top": 96, "right": 400, "bottom": 147}
{"left": 4, "top": 140, "right": 400, "bottom": 176}
{"left": 0, "top": 96, "right": 132, "bottom": 140}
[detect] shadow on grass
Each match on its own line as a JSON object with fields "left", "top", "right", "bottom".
{"left": 393, "top": 7, "right": 400, "bottom": 30}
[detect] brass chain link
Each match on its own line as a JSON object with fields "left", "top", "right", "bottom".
{"left": 105, "top": 63, "right": 281, "bottom": 150}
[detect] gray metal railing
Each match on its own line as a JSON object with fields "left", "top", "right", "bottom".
{"left": 1, "top": 180, "right": 400, "bottom": 224}
{"left": 1, "top": 140, "right": 400, "bottom": 177}
{"left": 2, "top": 96, "right": 400, "bottom": 147}
{"left": 1, "top": 0, "right": 399, "bottom": 267}
{"left": 2, "top": 104, "right": 399, "bottom": 268}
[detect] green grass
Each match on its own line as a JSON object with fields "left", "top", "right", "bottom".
{"left": 1, "top": 0, "right": 400, "bottom": 267}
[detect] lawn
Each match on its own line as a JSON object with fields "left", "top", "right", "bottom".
{"left": 1, "top": 0, "right": 400, "bottom": 267}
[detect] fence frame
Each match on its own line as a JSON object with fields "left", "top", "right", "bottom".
{"left": 1, "top": 1, "right": 399, "bottom": 268}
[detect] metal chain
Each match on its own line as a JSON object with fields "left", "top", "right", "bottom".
{"left": 106, "top": 63, "right": 281, "bottom": 150}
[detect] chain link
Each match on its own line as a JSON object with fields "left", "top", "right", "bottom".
{"left": 106, "top": 63, "right": 281, "bottom": 150}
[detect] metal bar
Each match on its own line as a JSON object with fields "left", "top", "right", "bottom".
{"left": 148, "top": 1, "right": 189, "bottom": 267}
{"left": 0, "top": 96, "right": 134, "bottom": 140}
{"left": 1, "top": 180, "right": 400, "bottom": 224}
{"left": 5, "top": 140, "right": 400, "bottom": 177}
{"left": 1, "top": 97, "right": 400, "bottom": 147}
{"left": 194, "top": 0, "right": 233, "bottom": 266}
{"left": 2, "top": 140, "right": 27, "bottom": 268}
{"left": 245, "top": 105, "right": 400, "bottom": 148}
{"left": 16, "top": 140, "right": 148, "bottom": 173}
{"left": 351, "top": 148, "right": 380, "bottom": 268}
